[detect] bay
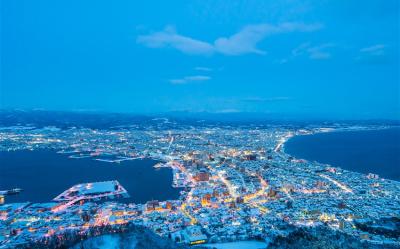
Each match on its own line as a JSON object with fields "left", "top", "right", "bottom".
{"left": 0, "top": 150, "right": 180, "bottom": 204}
{"left": 284, "top": 128, "right": 400, "bottom": 181}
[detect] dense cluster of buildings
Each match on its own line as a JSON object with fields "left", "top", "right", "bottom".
{"left": 0, "top": 123, "right": 399, "bottom": 248}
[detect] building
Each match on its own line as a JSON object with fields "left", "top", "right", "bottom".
{"left": 194, "top": 170, "right": 210, "bottom": 182}
{"left": 181, "top": 226, "right": 207, "bottom": 245}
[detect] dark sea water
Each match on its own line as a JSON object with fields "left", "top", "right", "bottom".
{"left": 0, "top": 150, "right": 181, "bottom": 204}
{"left": 285, "top": 128, "right": 400, "bottom": 181}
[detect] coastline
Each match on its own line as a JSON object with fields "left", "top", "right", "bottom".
{"left": 281, "top": 126, "right": 400, "bottom": 182}
{"left": 0, "top": 149, "right": 181, "bottom": 204}
{"left": 2, "top": 123, "right": 400, "bottom": 248}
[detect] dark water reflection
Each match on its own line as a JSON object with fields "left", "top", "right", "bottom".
{"left": 285, "top": 128, "right": 400, "bottom": 181}
{"left": 0, "top": 150, "right": 180, "bottom": 203}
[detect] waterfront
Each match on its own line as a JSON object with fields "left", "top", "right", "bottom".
{"left": 1, "top": 123, "right": 399, "bottom": 248}
{"left": 0, "top": 150, "right": 181, "bottom": 204}
{"left": 285, "top": 128, "right": 400, "bottom": 181}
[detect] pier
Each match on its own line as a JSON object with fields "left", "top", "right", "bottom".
{"left": 52, "top": 180, "right": 130, "bottom": 212}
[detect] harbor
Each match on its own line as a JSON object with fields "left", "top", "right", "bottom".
{"left": 0, "top": 123, "right": 399, "bottom": 248}
{"left": 0, "top": 150, "right": 180, "bottom": 204}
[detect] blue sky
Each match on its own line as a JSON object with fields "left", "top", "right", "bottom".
{"left": 1, "top": 0, "right": 399, "bottom": 119}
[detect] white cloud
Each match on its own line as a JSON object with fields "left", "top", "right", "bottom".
{"left": 137, "top": 26, "right": 214, "bottom": 55}
{"left": 355, "top": 44, "right": 390, "bottom": 64}
{"left": 215, "top": 23, "right": 322, "bottom": 55}
{"left": 185, "top": 75, "right": 210, "bottom": 81}
{"left": 214, "top": 25, "right": 270, "bottom": 55}
{"left": 169, "top": 75, "right": 211, "bottom": 84}
{"left": 292, "top": 42, "right": 311, "bottom": 56}
{"left": 308, "top": 44, "right": 334, "bottom": 59}
{"left": 138, "top": 23, "right": 322, "bottom": 56}
{"left": 291, "top": 42, "right": 334, "bottom": 60}
{"left": 360, "top": 44, "right": 386, "bottom": 56}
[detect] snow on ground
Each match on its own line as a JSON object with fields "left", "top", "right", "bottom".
{"left": 200, "top": 240, "right": 268, "bottom": 249}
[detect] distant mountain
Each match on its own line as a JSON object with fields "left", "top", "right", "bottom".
{"left": 0, "top": 109, "right": 152, "bottom": 129}
{"left": 0, "top": 109, "right": 398, "bottom": 129}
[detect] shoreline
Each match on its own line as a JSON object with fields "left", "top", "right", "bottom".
{"left": 0, "top": 149, "right": 181, "bottom": 204}
{"left": 281, "top": 126, "right": 400, "bottom": 182}
{"left": 1, "top": 123, "right": 400, "bottom": 248}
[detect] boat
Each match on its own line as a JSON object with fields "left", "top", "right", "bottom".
{"left": 0, "top": 188, "right": 23, "bottom": 195}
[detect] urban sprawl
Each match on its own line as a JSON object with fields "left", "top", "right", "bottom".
{"left": 0, "top": 122, "right": 399, "bottom": 248}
